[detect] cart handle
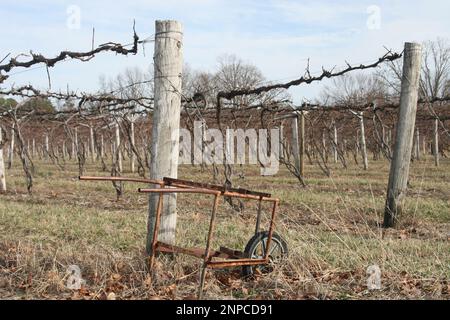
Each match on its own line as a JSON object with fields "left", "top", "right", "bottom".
{"left": 79, "top": 176, "right": 164, "bottom": 186}
{"left": 138, "top": 188, "right": 221, "bottom": 195}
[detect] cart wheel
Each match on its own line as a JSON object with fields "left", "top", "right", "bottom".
{"left": 242, "top": 231, "right": 288, "bottom": 278}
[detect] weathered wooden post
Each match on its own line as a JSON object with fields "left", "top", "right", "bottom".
{"left": 333, "top": 121, "right": 338, "bottom": 164}
{"left": 100, "top": 134, "right": 104, "bottom": 159}
{"left": 111, "top": 141, "right": 115, "bottom": 159}
{"left": 115, "top": 122, "right": 123, "bottom": 172}
{"left": 130, "top": 120, "right": 136, "bottom": 173}
{"left": 384, "top": 42, "right": 422, "bottom": 228}
{"left": 44, "top": 133, "right": 49, "bottom": 161}
{"left": 299, "top": 111, "right": 305, "bottom": 177}
{"left": 433, "top": 119, "right": 439, "bottom": 167}
{"left": 0, "top": 127, "right": 6, "bottom": 193}
{"left": 291, "top": 116, "right": 301, "bottom": 174}
{"left": 7, "top": 124, "right": 14, "bottom": 169}
{"left": 422, "top": 136, "right": 426, "bottom": 156}
{"left": 89, "top": 126, "right": 96, "bottom": 163}
{"left": 147, "top": 20, "right": 183, "bottom": 251}
{"left": 359, "top": 112, "right": 368, "bottom": 170}
{"left": 322, "top": 130, "right": 327, "bottom": 162}
{"left": 415, "top": 128, "right": 420, "bottom": 160}
{"left": 387, "top": 129, "right": 392, "bottom": 149}
{"left": 32, "top": 138, "right": 36, "bottom": 159}
{"left": 62, "top": 141, "right": 67, "bottom": 160}
{"left": 279, "top": 124, "right": 284, "bottom": 159}
{"left": 74, "top": 127, "right": 79, "bottom": 155}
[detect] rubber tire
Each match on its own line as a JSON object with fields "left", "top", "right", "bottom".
{"left": 242, "top": 231, "right": 288, "bottom": 278}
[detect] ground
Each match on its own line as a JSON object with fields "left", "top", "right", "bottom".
{"left": 0, "top": 156, "right": 449, "bottom": 300}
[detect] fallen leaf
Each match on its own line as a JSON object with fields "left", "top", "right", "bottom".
{"left": 107, "top": 292, "right": 116, "bottom": 300}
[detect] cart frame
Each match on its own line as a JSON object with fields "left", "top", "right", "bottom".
{"left": 79, "top": 176, "right": 280, "bottom": 299}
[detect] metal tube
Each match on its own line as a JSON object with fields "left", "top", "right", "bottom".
{"left": 149, "top": 191, "right": 164, "bottom": 270}
{"left": 264, "top": 200, "right": 279, "bottom": 260}
{"left": 206, "top": 259, "right": 267, "bottom": 269}
{"left": 79, "top": 175, "right": 164, "bottom": 186}
{"left": 254, "top": 197, "right": 263, "bottom": 235}
{"left": 198, "top": 194, "right": 220, "bottom": 300}
{"left": 139, "top": 188, "right": 221, "bottom": 195}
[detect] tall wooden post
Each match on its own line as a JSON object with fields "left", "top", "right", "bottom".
{"left": 299, "top": 112, "right": 305, "bottom": 177}
{"left": 115, "top": 122, "right": 123, "bottom": 172}
{"left": 291, "top": 116, "right": 301, "bottom": 174}
{"left": 62, "top": 141, "right": 67, "bottom": 160}
{"left": 111, "top": 141, "right": 116, "bottom": 158}
{"left": 0, "top": 127, "right": 6, "bottom": 193}
{"left": 130, "top": 120, "right": 136, "bottom": 173}
{"left": 333, "top": 121, "right": 338, "bottom": 164}
{"left": 387, "top": 129, "right": 392, "bottom": 149}
{"left": 100, "top": 134, "right": 104, "bottom": 159}
{"left": 147, "top": 20, "right": 183, "bottom": 251}
{"left": 384, "top": 42, "right": 422, "bottom": 228}
{"left": 422, "top": 136, "right": 426, "bottom": 156}
{"left": 44, "top": 133, "right": 49, "bottom": 161}
{"left": 360, "top": 112, "right": 368, "bottom": 170}
{"left": 89, "top": 126, "right": 96, "bottom": 163}
{"left": 415, "top": 128, "right": 420, "bottom": 160}
{"left": 74, "top": 127, "right": 79, "bottom": 155}
{"left": 279, "top": 125, "right": 284, "bottom": 159}
{"left": 8, "top": 125, "right": 14, "bottom": 169}
{"left": 433, "top": 118, "right": 439, "bottom": 166}
{"left": 32, "top": 138, "right": 36, "bottom": 159}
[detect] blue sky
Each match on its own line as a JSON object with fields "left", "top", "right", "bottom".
{"left": 1, "top": 0, "right": 450, "bottom": 102}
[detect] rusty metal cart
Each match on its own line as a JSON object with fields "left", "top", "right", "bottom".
{"left": 79, "top": 176, "right": 288, "bottom": 299}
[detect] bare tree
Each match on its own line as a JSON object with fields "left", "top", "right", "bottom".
{"left": 377, "top": 38, "right": 450, "bottom": 100}
{"left": 420, "top": 38, "right": 450, "bottom": 100}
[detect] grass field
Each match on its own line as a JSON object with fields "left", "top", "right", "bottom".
{"left": 0, "top": 156, "right": 449, "bottom": 300}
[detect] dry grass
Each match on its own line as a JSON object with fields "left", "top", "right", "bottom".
{"left": 0, "top": 156, "right": 449, "bottom": 300}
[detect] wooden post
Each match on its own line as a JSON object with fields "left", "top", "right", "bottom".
{"left": 100, "top": 134, "right": 104, "bottom": 159}
{"left": 387, "top": 129, "right": 392, "bottom": 149}
{"left": 0, "top": 127, "right": 6, "bottom": 192}
{"left": 44, "top": 133, "right": 49, "bottom": 161}
{"left": 279, "top": 124, "right": 284, "bottom": 158}
{"left": 62, "top": 141, "right": 67, "bottom": 160}
{"left": 89, "top": 126, "right": 96, "bottom": 163}
{"left": 115, "top": 122, "right": 123, "bottom": 172}
{"left": 86, "top": 140, "right": 90, "bottom": 159}
{"left": 299, "top": 112, "right": 305, "bottom": 177}
{"left": 111, "top": 141, "right": 116, "bottom": 158}
{"left": 291, "top": 116, "right": 301, "bottom": 174}
{"left": 433, "top": 118, "right": 439, "bottom": 166}
{"left": 384, "top": 42, "right": 422, "bottom": 228}
{"left": 333, "top": 121, "right": 338, "bottom": 164}
{"left": 147, "top": 20, "right": 183, "bottom": 251}
{"left": 32, "top": 138, "right": 36, "bottom": 159}
{"left": 8, "top": 124, "right": 14, "bottom": 169}
{"left": 130, "top": 120, "right": 136, "bottom": 173}
{"left": 422, "top": 136, "right": 426, "bottom": 156}
{"left": 74, "top": 127, "right": 79, "bottom": 155}
{"left": 415, "top": 128, "right": 420, "bottom": 160}
{"left": 360, "top": 112, "right": 368, "bottom": 170}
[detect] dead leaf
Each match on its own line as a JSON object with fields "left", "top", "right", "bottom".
{"left": 107, "top": 292, "right": 116, "bottom": 300}
{"left": 144, "top": 276, "right": 152, "bottom": 288}
{"left": 165, "top": 283, "right": 177, "bottom": 297}
{"left": 112, "top": 273, "right": 121, "bottom": 281}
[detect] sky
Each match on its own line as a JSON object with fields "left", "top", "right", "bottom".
{"left": 1, "top": 0, "right": 450, "bottom": 103}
